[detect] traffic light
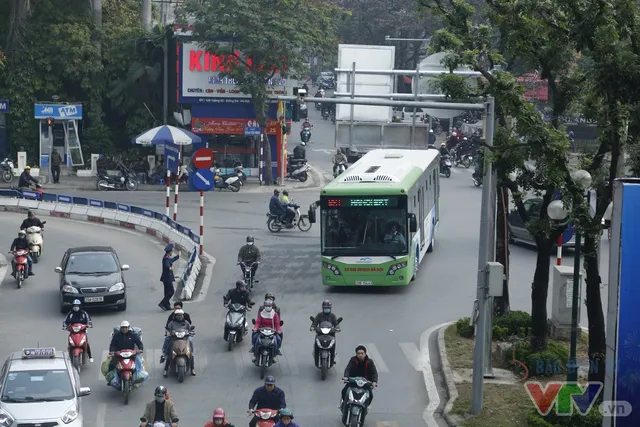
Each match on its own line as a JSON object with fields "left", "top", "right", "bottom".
{"left": 46, "top": 118, "right": 53, "bottom": 126}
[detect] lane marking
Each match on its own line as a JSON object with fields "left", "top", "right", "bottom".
{"left": 420, "top": 322, "right": 453, "bottom": 427}
{"left": 399, "top": 342, "right": 423, "bottom": 371}
{"left": 362, "top": 343, "right": 389, "bottom": 373}
{"left": 376, "top": 422, "right": 399, "bottom": 427}
{"left": 96, "top": 402, "right": 107, "bottom": 427}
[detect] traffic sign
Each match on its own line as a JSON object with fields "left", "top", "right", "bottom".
{"left": 245, "top": 126, "right": 261, "bottom": 137}
{"left": 561, "top": 225, "right": 575, "bottom": 245}
{"left": 192, "top": 148, "right": 214, "bottom": 169}
{"left": 193, "top": 168, "right": 214, "bottom": 191}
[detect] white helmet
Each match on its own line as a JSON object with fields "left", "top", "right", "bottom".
{"left": 120, "top": 320, "right": 130, "bottom": 328}
{"left": 174, "top": 309, "right": 185, "bottom": 315}
{"left": 452, "top": 132, "right": 457, "bottom": 137}
{"left": 429, "top": 129, "right": 434, "bottom": 133}
{"left": 463, "top": 137, "right": 468, "bottom": 140}
{"left": 300, "top": 141, "right": 306, "bottom": 146}
{"left": 73, "top": 299, "right": 81, "bottom": 306}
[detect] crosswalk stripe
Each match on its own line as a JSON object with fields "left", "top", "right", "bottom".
{"left": 376, "top": 422, "right": 399, "bottom": 427}
{"left": 362, "top": 343, "right": 389, "bottom": 373}
{"left": 398, "top": 342, "right": 423, "bottom": 371}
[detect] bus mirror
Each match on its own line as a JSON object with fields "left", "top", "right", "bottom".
{"left": 308, "top": 208, "right": 316, "bottom": 223}
{"left": 409, "top": 214, "right": 417, "bottom": 233}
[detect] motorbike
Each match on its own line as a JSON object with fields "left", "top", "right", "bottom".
{"left": 286, "top": 157, "right": 309, "bottom": 182}
{"left": 96, "top": 164, "right": 139, "bottom": 191}
{"left": 167, "top": 326, "right": 195, "bottom": 383}
{"left": 334, "top": 161, "right": 347, "bottom": 178}
{"left": 472, "top": 172, "right": 483, "bottom": 187}
{"left": 233, "top": 161, "right": 247, "bottom": 182}
{"left": 14, "top": 183, "right": 45, "bottom": 199}
{"left": 112, "top": 349, "right": 140, "bottom": 404}
{"left": 0, "top": 158, "right": 14, "bottom": 183}
{"left": 310, "top": 316, "right": 343, "bottom": 380}
{"left": 300, "top": 127, "right": 311, "bottom": 144}
{"left": 299, "top": 104, "right": 308, "bottom": 119}
{"left": 10, "top": 249, "right": 29, "bottom": 289}
{"left": 224, "top": 302, "right": 249, "bottom": 351}
{"left": 440, "top": 154, "right": 452, "bottom": 178}
{"left": 266, "top": 204, "right": 312, "bottom": 233}
{"left": 25, "top": 223, "right": 45, "bottom": 263}
{"left": 251, "top": 320, "right": 284, "bottom": 379}
{"left": 251, "top": 409, "right": 279, "bottom": 427}
{"left": 65, "top": 323, "right": 91, "bottom": 372}
{"left": 322, "top": 108, "right": 331, "bottom": 120}
{"left": 140, "top": 417, "right": 179, "bottom": 427}
{"left": 341, "top": 377, "right": 374, "bottom": 427}
{"left": 320, "top": 80, "right": 335, "bottom": 90}
{"left": 214, "top": 168, "right": 241, "bottom": 192}
{"left": 239, "top": 261, "right": 260, "bottom": 289}
{"left": 315, "top": 97, "right": 323, "bottom": 110}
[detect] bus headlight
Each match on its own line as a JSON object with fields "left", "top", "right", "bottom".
{"left": 322, "top": 262, "right": 341, "bottom": 276}
{"left": 387, "top": 261, "right": 407, "bottom": 275}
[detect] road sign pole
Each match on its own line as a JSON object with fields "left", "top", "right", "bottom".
{"left": 165, "top": 168, "right": 171, "bottom": 217}
{"left": 199, "top": 190, "right": 204, "bottom": 256}
{"left": 173, "top": 149, "right": 181, "bottom": 221}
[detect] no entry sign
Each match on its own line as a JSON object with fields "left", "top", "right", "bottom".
{"left": 192, "top": 148, "right": 214, "bottom": 169}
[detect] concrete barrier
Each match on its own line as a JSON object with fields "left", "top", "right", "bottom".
{"left": 0, "top": 189, "right": 203, "bottom": 300}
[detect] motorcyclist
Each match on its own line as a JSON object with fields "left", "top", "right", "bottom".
{"left": 10, "top": 230, "right": 33, "bottom": 277}
{"left": 18, "top": 166, "right": 39, "bottom": 189}
{"left": 269, "top": 189, "right": 289, "bottom": 224}
{"left": 251, "top": 300, "right": 283, "bottom": 361}
{"left": 446, "top": 132, "right": 458, "bottom": 150}
{"left": 332, "top": 149, "right": 348, "bottom": 176}
{"left": 223, "top": 280, "right": 254, "bottom": 307}
{"left": 274, "top": 408, "right": 298, "bottom": 427}
{"left": 341, "top": 345, "right": 379, "bottom": 408}
{"left": 439, "top": 143, "right": 450, "bottom": 157}
{"left": 280, "top": 190, "right": 296, "bottom": 224}
{"left": 140, "top": 385, "right": 178, "bottom": 427}
{"left": 107, "top": 320, "right": 144, "bottom": 375}
{"left": 310, "top": 300, "right": 341, "bottom": 334}
{"left": 247, "top": 376, "right": 286, "bottom": 427}
{"left": 237, "top": 235, "right": 261, "bottom": 278}
{"left": 302, "top": 118, "right": 312, "bottom": 129}
{"left": 21, "top": 210, "right": 45, "bottom": 230}
{"left": 62, "top": 299, "right": 94, "bottom": 362}
{"left": 259, "top": 292, "right": 281, "bottom": 316}
{"left": 473, "top": 148, "right": 484, "bottom": 180}
{"left": 160, "top": 301, "right": 193, "bottom": 364}
{"left": 459, "top": 136, "right": 471, "bottom": 155}
{"left": 292, "top": 143, "right": 306, "bottom": 160}
{"left": 164, "top": 309, "right": 195, "bottom": 377}
{"left": 204, "top": 408, "right": 234, "bottom": 427}
{"left": 428, "top": 129, "right": 436, "bottom": 146}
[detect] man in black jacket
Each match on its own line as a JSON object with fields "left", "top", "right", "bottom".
{"left": 18, "top": 166, "right": 39, "bottom": 189}
{"left": 341, "top": 345, "right": 379, "bottom": 407}
{"left": 247, "top": 376, "right": 286, "bottom": 427}
{"left": 20, "top": 210, "right": 45, "bottom": 230}
{"left": 310, "top": 300, "right": 340, "bottom": 332}
{"left": 223, "top": 281, "right": 254, "bottom": 307}
{"left": 107, "top": 320, "right": 144, "bottom": 374}
{"left": 160, "top": 302, "right": 194, "bottom": 364}
{"left": 10, "top": 230, "right": 33, "bottom": 277}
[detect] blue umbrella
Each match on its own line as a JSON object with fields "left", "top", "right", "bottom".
{"left": 131, "top": 125, "right": 201, "bottom": 146}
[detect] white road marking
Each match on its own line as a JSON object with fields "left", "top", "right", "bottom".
{"left": 312, "top": 148, "right": 334, "bottom": 154}
{"left": 362, "top": 343, "right": 389, "bottom": 373}
{"left": 399, "top": 342, "right": 423, "bottom": 371}
{"left": 376, "top": 422, "right": 399, "bottom": 427}
{"left": 96, "top": 403, "right": 107, "bottom": 427}
{"left": 420, "top": 322, "right": 453, "bottom": 427}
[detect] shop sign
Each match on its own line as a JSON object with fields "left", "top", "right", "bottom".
{"left": 180, "top": 42, "right": 298, "bottom": 100}
{"left": 191, "top": 118, "right": 291, "bottom": 136}
{"left": 0, "top": 100, "right": 8, "bottom": 113}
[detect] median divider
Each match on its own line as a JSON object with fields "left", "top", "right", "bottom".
{"left": 0, "top": 189, "right": 204, "bottom": 300}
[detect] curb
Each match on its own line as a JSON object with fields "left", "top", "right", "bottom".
{"left": 438, "top": 322, "right": 460, "bottom": 427}
{"left": 0, "top": 253, "right": 8, "bottom": 287}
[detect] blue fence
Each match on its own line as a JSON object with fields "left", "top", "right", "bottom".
{"left": 0, "top": 189, "right": 201, "bottom": 245}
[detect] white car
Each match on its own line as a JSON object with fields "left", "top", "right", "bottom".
{"left": 0, "top": 348, "right": 91, "bottom": 427}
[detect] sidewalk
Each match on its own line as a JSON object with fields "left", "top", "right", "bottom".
{"left": 1, "top": 166, "right": 325, "bottom": 193}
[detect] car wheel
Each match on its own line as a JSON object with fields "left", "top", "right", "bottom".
{"left": 117, "top": 300, "right": 127, "bottom": 311}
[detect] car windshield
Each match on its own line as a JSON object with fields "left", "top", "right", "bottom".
{"left": 321, "top": 201, "right": 409, "bottom": 256}
{"left": 1, "top": 369, "right": 74, "bottom": 402}
{"left": 66, "top": 252, "right": 118, "bottom": 274}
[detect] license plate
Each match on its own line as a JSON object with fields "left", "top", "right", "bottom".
{"left": 84, "top": 297, "right": 104, "bottom": 303}
{"left": 356, "top": 281, "right": 373, "bottom": 286}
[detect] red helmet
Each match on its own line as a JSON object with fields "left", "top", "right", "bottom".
{"left": 213, "top": 408, "right": 225, "bottom": 419}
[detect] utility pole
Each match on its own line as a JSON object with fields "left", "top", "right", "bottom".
{"left": 161, "top": 1, "right": 168, "bottom": 124}
{"left": 142, "top": 0, "right": 151, "bottom": 32}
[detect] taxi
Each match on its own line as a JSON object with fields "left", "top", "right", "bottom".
{"left": 0, "top": 347, "right": 90, "bottom": 427}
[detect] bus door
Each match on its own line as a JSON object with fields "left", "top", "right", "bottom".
{"left": 418, "top": 188, "right": 425, "bottom": 247}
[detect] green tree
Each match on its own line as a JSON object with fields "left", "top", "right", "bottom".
{"left": 420, "top": 0, "right": 582, "bottom": 352}
{"left": 179, "top": 0, "right": 344, "bottom": 183}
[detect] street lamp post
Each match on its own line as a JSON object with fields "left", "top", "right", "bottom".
{"left": 547, "top": 169, "right": 592, "bottom": 383}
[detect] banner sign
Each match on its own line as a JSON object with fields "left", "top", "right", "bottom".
{"left": 34, "top": 104, "right": 83, "bottom": 120}
{"left": 191, "top": 118, "right": 291, "bottom": 136}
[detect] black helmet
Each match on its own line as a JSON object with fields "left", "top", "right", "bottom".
{"left": 322, "top": 300, "right": 332, "bottom": 310}
{"left": 246, "top": 235, "right": 254, "bottom": 243}
{"left": 154, "top": 385, "right": 167, "bottom": 396}
{"left": 282, "top": 190, "right": 289, "bottom": 196}
{"left": 28, "top": 210, "right": 34, "bottom": 218}
{"left": 273, "top": 189, "right": 280, "bottom": 195}
{"left": 236, "top": 280, "right": 246, "bottom": 289}
{"left": 265, "top": 292, "right": 275, "bottom": 300}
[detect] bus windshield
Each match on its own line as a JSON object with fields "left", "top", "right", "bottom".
{"left": 321, "top": 196, "right": 409, "bottom": 256}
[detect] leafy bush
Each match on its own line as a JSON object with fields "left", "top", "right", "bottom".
{"left": 456, "top": 317, "right": 474, "bottom": 338}
{"left": 493, "top": 324, "right": 510, "bottom": 341}
{"left": 505, "top": 340, "right": 569, "bottom": 378}
{"left": 494, "top": 310, "right": 532, "bottom": 338}
{"left": 527, "top": 409, "right": 603, "bottom": 427}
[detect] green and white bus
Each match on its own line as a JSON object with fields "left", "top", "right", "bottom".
{"left": 319, "top": 149, "right": 440, "bottom": 286}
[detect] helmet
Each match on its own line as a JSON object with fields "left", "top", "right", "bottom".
{"left": 429, "top": 129, "right": 434, "bottom": 133}
{"left": 265, "top": 292, "right": 275, "bottom": 300}
{"left": 18, "top": 230, "right": 26, "bottom": 237}
{"left": 273, "top": 189, "right": 280, "bottom": 195}
{"left": 154, "top": 385, "right": 167, "bottom": 396}
{"left": 280, "top": 408, "right": 294, "bottom": 418}
{"left": 174, "top": 309, "right": 184, "bottom": 315}
{"left": 213, "top": 408, "right": 225, "bottom": 419}
{"left": 263, "top": 300, "right": 273, "bottom": 308}
{"left": 336, "top": 149, "right": 341, "bottom": 154}
{"left": 24, "top": 166, "right": 30, "bottom": 170}
{"left": 236, "top": 280, "right": 246, "bottom": 289}
{"left": 264, "top": 375, "right": 276, "bottom": 385}
{"left": 441, "top": 143, "right": 446, "bottom": 147}
{"left": 463, "top": 137, "right": 468, "bottom": 140}
{"left": 282, "top": 190, "right": 289, "bottom": 196}
{"left": 452, "top": 132, "right": 457, "bottom": 137}
{"left": 246, "top": 236, "right": 254, "bottom": 243}
{"left": 28, "top": 210, "right": 34, "bottom": 218}
{"left": 300, "top": 141, "right": 306, "bottom": 146}
{"left": 120, "top": 320, "right": 130, "bottom": 328}
{"left": 73, "top": 299, "right": 81, "bottom": 306}
{"left": 322, "top": 300, "right": 332, "bottom": 310}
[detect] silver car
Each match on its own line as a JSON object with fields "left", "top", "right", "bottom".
{"left": 0, "top": 347, "right": 91, "bottom": 427}
{"left": 508, "top": 198, "right": 577, "bottom": 248}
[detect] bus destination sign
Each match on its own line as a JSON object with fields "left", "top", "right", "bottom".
{"left": 325, "top": 197, "right": 398, "bottom": 208}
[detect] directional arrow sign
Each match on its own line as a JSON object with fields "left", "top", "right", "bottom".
{"left": 193, "top": 168, "right": 214, "bottom": 191}
{"left": 192, "top": 148, "right": 214, "bottom": 169}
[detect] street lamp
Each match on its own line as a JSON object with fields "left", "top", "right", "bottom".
{"left": 384, "top": 35, "right": 431, "bottom": 43}
{"left": 547, "top": 169, "right": 592, "bottom": 383}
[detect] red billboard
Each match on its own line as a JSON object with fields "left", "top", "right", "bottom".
{"left": 191, "top": 118, "right": 291, "bottom": 136}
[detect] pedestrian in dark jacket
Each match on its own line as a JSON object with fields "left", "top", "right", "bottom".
{"left": 248, "top": 376, "right": 286, "bottom": 427}
{"left": 159, "top": 244, "right": 181, "bottom": 311}
{"left": 341, "top": 345, "right": 379, "bottom": 406}
{"left": 51, "top": 148, "right": 62, "bottom": 183}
